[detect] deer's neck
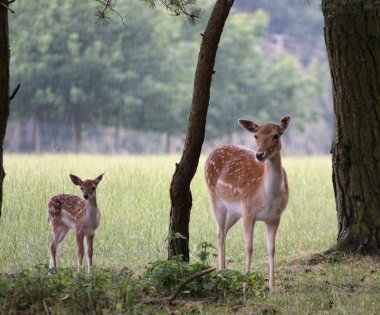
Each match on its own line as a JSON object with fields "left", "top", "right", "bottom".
{"left": 263, "top": 153, "right": 284, "bottom": 194}
{"left": 85, "top": 197, "right": 98, "bottom": 213}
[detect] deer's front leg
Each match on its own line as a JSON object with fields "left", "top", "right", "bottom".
{"left": 243, "top": 216, "right": 255, "bottom": 274}
{"left": 76, "top": 232, "right": 85, "bottom": 272}
{"left": 85, "top": 234, "right": 95, "bottom": 273}
{"left": 266, "top": 219, "right": 280, "bottom": 292}
{"left": 243, "top": 216, "right": 255, "bottom": 291}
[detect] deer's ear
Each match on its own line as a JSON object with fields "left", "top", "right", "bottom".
{"left": 94, "top": 173, "right": 104, "bottom": 185}
{"left": 69, "top": 174, "right": 83, "bottom": 186}
{"left": 238, "top": 119, "right": 260, "bottom": 133}
{"left": 279, "top": 116, "right": 291, "bottom": 134}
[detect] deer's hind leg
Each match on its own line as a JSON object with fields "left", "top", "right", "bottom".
{"left": 211, "top": 194, "right": 240, "bottom": 270}
{"left": 50, "top": 225, "right": 70, "bottom": 269}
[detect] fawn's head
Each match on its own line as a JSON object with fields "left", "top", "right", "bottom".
{"left": 238, "top": 116, "right": 291, "bottom": 162}
{"left": 69, "top": 173, "right": 104, "bottom": 200}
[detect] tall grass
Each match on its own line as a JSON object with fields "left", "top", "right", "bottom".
{"left": 0, "top": 154, "right": 336, "bottom": 273}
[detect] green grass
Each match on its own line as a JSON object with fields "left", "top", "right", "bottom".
{"left": 3, "top": 154, "right": 379, "bottom": 314}
{"left": 0, "top": 154, "right": 336, "bottom": 272}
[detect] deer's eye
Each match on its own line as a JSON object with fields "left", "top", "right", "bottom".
{"left": 272, "top": 134, "right": 280, "bottom": 141}
{"left": 92, "top": 187, "right": 96, "bottom": 191}
{"left": 80, "top": 187, "right": 84, "bottom": 191}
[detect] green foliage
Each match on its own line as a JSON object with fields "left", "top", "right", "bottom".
{"left": 0, "top": 265, "right": 135, "bottom": 313}
{"left": 9, "top": 0, "right": 329, "bottom": 152}
{"left": 0, "top": 246, "right": 265, "bottom": 313}
{"left": 141, "top": 256, "right": 265, "bottom": 299}
{"left": 196, "top": 241, "right": 215, "bottom": 266}
{"left": 236, "top": 0, "right": 324, "bottom": 52}
{"left": 208, "top": 9, "right": 324, "bottom": 137}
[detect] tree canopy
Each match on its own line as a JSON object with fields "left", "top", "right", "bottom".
{"left": 8, "top": 0, "right": 328, "bottom": 153}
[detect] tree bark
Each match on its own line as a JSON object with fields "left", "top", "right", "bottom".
{"left": 323, "top": 0, "right": 380, "bottom": 254}
{"left": 0, "top": 0, "right": 10, "bottom": 217}
{"left": 168, "top": 0, "right": 234, "bottom": 261}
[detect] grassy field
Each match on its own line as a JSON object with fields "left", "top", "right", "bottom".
{"left": 1, "top": 154, "right": 379, "bottom": 314}
{"left": 0, "top": 154, "right": 336, "bottom": 272}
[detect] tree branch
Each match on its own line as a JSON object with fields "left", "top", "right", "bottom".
{"left": 94, "top": 0, "right": 125, "bottom": 25}
{"left": 10, "top": 83, "right": 20, "bottom": 101}
{"left": 7, "top": 0, "right": 16, "bottom": 4}
{"left": 94, "top": 0, "right": 201, "bottom": 24}
{"left": 167, "top": 267, "right": 215, "bottom": 303}
{"left": 0, "top": 2, "right": 15, "bottom": 13}
{"left": 159, "top": 0, "right": 201, "bottom": 24}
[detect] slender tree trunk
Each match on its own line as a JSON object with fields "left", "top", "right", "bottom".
{"left": 165, "top": 132, "right": 171, "bottom": 154}
{"left": 0, "top": 0, "right": 10, "bottom": 217}
{"left": 33, "top": 116, "right": 42, "bottom": 153}
{"left": 113, "top": 120, "right": 121, "bottom": 154}
{"left": 73, "top": 114, "right": 82, "bottom": 153}
{"left": 168, "top": 0, "right": 234, "bottom": 261}
{"left": 323, "top": 0, "right": 380, "bottom": 254}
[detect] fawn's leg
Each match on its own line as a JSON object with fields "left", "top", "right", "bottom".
{"left": 76, "top": 232, "right": 85, "bottom": 272}
{"left": 50, "top": 226, "right": 70, "bottom": 269}
{"left": 85, "top": 234, "right": 95, "bottom": 273}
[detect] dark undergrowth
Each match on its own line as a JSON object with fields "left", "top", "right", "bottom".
{"left": 0, "top": 243, "right": 266, "bottom": 314}
{"left": 2, "top": 248, "right": 380, "bottom": 314}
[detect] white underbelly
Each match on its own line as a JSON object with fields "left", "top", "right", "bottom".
{"left": 222, "top": 200, "right": 244, "bottom": 217}
{"left": 217, "top": 197, "right": 286, "bottom": 222}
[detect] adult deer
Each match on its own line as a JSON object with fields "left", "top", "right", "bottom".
{"left": 47, "top": 173, "right": 104, "bottom": 272}
{"left": 205, "top": 116, "right": 291, "bottom": 291}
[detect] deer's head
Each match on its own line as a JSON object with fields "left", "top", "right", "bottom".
{"left": 69, "top": 173, "right": 104, "bottom": 200}
{"left": 238, "top": 116, "right": 291, "bottom": 162}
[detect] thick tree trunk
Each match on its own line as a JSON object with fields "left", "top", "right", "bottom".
{"left": 0, "top": 0, "right": 10, "bottom": 217}
{"left": 168, "top": 0, "right": 234, "bottom": 261}
{"left": 323, "top": 0, "right": 380, "bottom": 254}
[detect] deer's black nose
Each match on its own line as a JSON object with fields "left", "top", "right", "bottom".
{"left": 256, "top": 152, "right": 265, "bottom": 162}
{"left": 84, "top": 194, "right": 89, "bottom": 200}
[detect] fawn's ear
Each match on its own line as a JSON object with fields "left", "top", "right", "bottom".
{"left": 94, "top": 173, "right": 104, "bottom": 185}
{"left": 238, "top": 119, "right": 261, "bottom": 133}
{"left": 279, "top": 115, "right": 291, "bottom": 134}
{"left": 69, "top": 174, "right": 83, "bottom": 186}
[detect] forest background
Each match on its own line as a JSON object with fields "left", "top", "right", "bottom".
{"left": 5, "top": 0, "right": 331, "bottom": 155}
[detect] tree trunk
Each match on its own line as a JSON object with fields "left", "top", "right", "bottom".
{"left": 0, "top": 0, "right": 10, "bottom": 217}
{"left": 323, "top": 0, "right": 380, "bottom": 254}
{"left": 168, "top": 0, "right": 234, "bottom": 261}
{"left": 113, "top": 120, "right": 121, "bottom": 154}
{"left": 165, "top": 132, "right": 171, "bottom": 154}
{"left": 33, "top": 116, "right": 42, "bottom": 153}
{"left": 73, "top": 114, "right": 82, "bottom": 153}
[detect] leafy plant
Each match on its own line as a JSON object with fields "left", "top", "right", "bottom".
{"left": 140, "top": 244, "right": 266, "bottom": 300}
{"left": 0, "top": 243, "right": 266, "bottom": 313}
{"left": 0, "top": 265, "right": 135, "bottom": 314}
